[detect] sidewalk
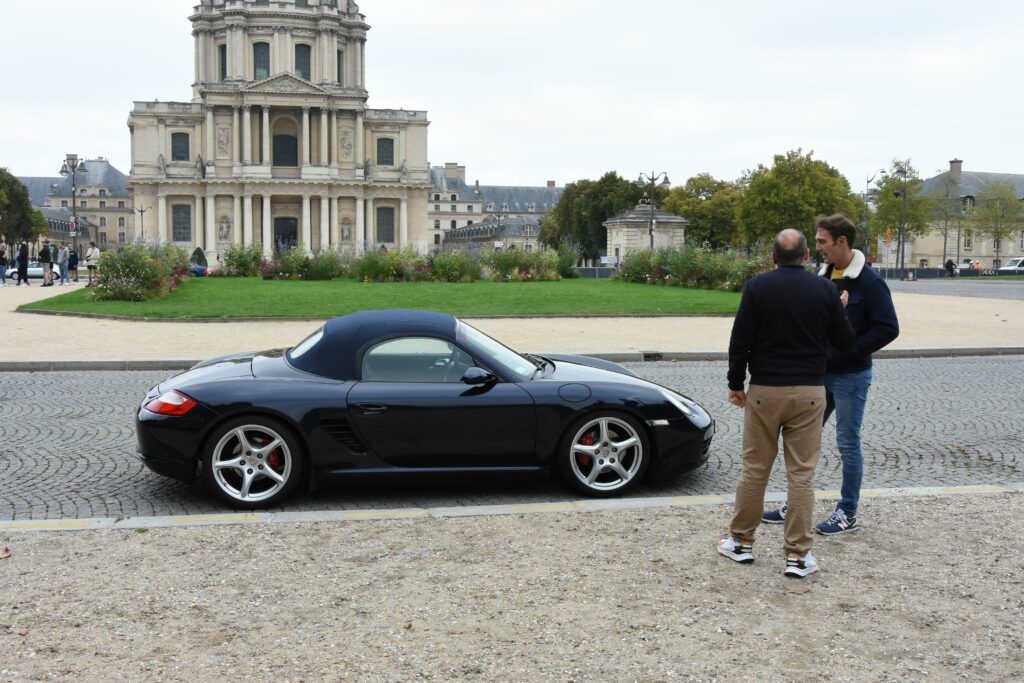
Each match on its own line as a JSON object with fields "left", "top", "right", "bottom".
{"left": 4, "top": 283, "right": 1024, "bottom": 361}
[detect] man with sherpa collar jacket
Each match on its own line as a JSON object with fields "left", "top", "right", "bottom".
{"left": 763, "top": 214, "right": 898, "bottom": 537}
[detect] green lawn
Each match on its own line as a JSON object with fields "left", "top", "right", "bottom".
{"left": 18, "top": 278, "right": 741, "bottom": 319}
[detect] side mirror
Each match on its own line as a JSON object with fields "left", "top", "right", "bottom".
{"left": 461, "top": 367, "right": 497, "bottom": 385}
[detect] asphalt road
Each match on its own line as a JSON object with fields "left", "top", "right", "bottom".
{"left": 0, "top": 356, "right": 1021, "bottom": 521}
{"left": 881, "top": 277, "right": 1024, "bottom": 300}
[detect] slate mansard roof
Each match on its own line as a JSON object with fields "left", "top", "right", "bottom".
{"left": 430, "top": 167, "right": 563, "bottom": 214}
{"left": 17, "top": 159, "right": 131, "bottom": 208}
{"left": 920, "top": 171, "right": 1024, "bottom": 199}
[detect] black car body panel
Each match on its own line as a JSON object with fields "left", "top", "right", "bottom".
{"left": 135, "top": 310, "right": 714, "bottom": 501}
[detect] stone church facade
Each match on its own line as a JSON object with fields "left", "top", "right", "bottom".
{"left": 129, "top": 0, "right": 430, "bottom": 260}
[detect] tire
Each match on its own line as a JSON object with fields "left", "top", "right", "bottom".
{"left": 201, "top": 415, "right": 304, "bottom": 509}
{"left": 556, "top": 411, "right": 650, "bottom": 497}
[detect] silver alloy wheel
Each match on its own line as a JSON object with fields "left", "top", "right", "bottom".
{"left": 211, "top": 424, "right": 293, "bottom": 503}
{"left": 568, "top": 416, "right": 643, "bottom": 492}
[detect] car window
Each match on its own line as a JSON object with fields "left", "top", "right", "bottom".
{"left": 288, "top": 327, "right": 324, "bottom": 361}
{"left": 361, "top": 337, "right": 473, "bottom": 383}
{"left": 457, "top": 321, "right": 535, "bottom": 379}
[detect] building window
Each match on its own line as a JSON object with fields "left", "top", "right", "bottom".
{"left": 467, "top": 205, "right": 473, "bottom": 212}
{"left": 525, "top": 244, "right": 533, "bottom": 253}
{"left": 99, "top": 201, "right": 106, "bottom": 208}
{"left": 962, "top": 196, "right": 975, "bottom": 210}
{"left": 524, "top": 225, "right": 535, "bottom": 236}
{"left": 963, "top": 229, "right": 973, "bottom": 249}
{"left": 434, "top": 234, "right": 441, "bottom": 246}
{"left": 296, "top": 0, "right": 309, "bottom": 6}
{"left": 502, "top": 202, "right": 510, "bottom": 211}
{"left": 117, "top": 201, "right": 125, "bottom": 208}
{"left": 451, "top": 204, "right": 457, "bottom": 212}
{"left": 434, "top": 220, "right": 440, "bottom": 229}
{"left": 376, "top": 138, "right": 395, "bottom": 167}
{"left": 118, "top": 232, "right": 126, "bottom": 244}
{"left": 99, "top": 189, "right": 106, "bottom": 197}
{"left": 273, "top": 134, "right": 299, "bottom": 167}
{"left": 376, "top": 207, "right": 395, "bottom": 243}
{"left": 61, "top": 200, "right": 68, "bottom": 207}
{"left": 80, "top": 200, "right": 87, "bottom": 208}
{"left": 171, "top": 132, "right": 190, "bottom": 161}
{"left": 99, "top": 217, "right": 107, "bottom": 227}
{"left": 486, "top": 203, "right": 494, "bottom": 211}
{"left": 295, "top": 44, "right": 311, "bottom": 80}
{"left": 336, "top": 50, "right": 344, "bottom": 85}
{"left": 450, "top": 220, "right": 456, "bottom": 229}
{"left": 219, "top": 44, "right": 228, "bottom": 81}
{"left": 253, "top": 42, "right": 270, "bottom": 80}
{"left": 80, "top": 188, "right": 87, "bottom": 195}
{"left": 172, "top": 205, "right": 192, "bottom": 242}
{"left": 100, "top": 232, "right": 107, "bottom": 245}
{"left": 450, "top": 194, "right": 456, "bottom": 201}
{"left": 118, "top": 217, "right": 126, "bottom": 228}
{"left": 467, "top": 220, "right": 473, "bottom": 226}
{"left": 434, "top": 205, "right": 440, "bottom": 212}
{"left": 433, "top": 194, "right": 440, "bottom": 201}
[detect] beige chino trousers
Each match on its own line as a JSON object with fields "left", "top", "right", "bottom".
{"left": 730, "top": 384, "right": 826, "bottom": 555}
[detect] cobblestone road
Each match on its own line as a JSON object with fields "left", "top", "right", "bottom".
{"left": 1, "top": 357, "right": 1021, "bottom": 520}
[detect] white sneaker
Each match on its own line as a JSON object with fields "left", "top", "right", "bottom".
{"left": 717, "top": 537, "right": 754, "bottom": 564}
{"left": 784, "top": 551, "right": 819, "bottom": 578}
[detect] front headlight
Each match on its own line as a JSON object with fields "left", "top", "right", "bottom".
{"left": 661, "top": 390, "right": 712, "bottom": 429}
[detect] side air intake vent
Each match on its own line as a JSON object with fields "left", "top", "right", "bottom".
{"left": 321, "top": 418, "right": 368, "bottom": 454}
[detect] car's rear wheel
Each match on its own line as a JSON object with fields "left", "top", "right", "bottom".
{"left": 557, "top": 411, "right": 650, "bottom": 497}
{"left": 201, "top": 416, "right": 304, "bottom": 509}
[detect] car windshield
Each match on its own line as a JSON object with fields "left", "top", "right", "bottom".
{"left": 457, "top": 320, "right": 536, "bottom": 379}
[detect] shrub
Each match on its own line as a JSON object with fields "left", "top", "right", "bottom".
{"left": 221, "top": 242, "right": 264, "bottom": 277}
{"left": 616, "top": 246, "right": 769, "bottom": 291}
{"left": 429, "top": 251, "right": 481, "bottom": 282}
{"left": 306, "top": 251, "right": 342, "bottom": 281}
{"left": 555, "top": 242, "right": 580, "bottom": 279}
{"left": 93, "top": 244, "right": 188, "bottom": 301}
{"left": 351, "top": 249, "right": 394, "bottom": 282}
{"left": 487, "top": 249, "right": 526, "bottom": 280}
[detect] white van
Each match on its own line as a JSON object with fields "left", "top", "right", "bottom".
{"left": 997, "top": 257, "right": 1024, "bottom": 275}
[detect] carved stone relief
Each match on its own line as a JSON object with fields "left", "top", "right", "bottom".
{"left": 218, "top": 215, "right": 231, "bottom": 241}
{"left": 340, "top": 217, "right": 352, "bottom": 241}
{"left": 216, "top": 126, "right": 231, "bottom": 159}
{"left": 339, "top": 130, "right": 353, "bottom": 160}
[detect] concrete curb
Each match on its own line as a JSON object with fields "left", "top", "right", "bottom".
{"left": 1, "top": 347, "right": 1022, "bottom": 372}
{"left": 2, "top": 483, "right": 1020, "bottom": 532}
{"left": 16, "top": 309, "right": 735, "bottom": 322}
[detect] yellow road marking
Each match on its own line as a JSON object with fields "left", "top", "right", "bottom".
{"left": 670, "top": 495, "right": 728, "bottom": 505}
{"left": 3, "top": 520, "right": 93, "bottom": 530}
{"left": 341, "top": 510, "right": 428, "bottom": 520}
{"left": 943, "top": 485, "right": 1006, "bottom": 494}
{"left": 815, "top": 490, "right": 841, "bottom": 499}
{"left": 172, "top": 514, "right": 261, "bottom": 524}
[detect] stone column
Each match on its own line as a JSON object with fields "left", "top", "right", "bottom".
{"left": 232, "top": 107, "right": 240, "bottom": 166}
{"left": 272, "top": 28, "right": 282, "bottom": 77}
{"left": 331, "top": 195, "right": 340, "bottom": 246}
{"left": 262, "top": 106, "right": 271, "bottom": 165}
{"left": 301, "top": 194, "right": 312, "bottom": 250}
{"left": 243, "top": 193, "right": 254, "bottom": 246}
{"left": 301, "top": 107, "right": 311, "bottom": 168}
{"left": 205, "top": 191, "right": 217, "bottom": 255}
{"left": 242, "top": 106, "right": 252, "bottom": 165}
{"left": 355, "top": 196, "right": 365, "bottom": 251}
{"left": 158, "top": 193, "right": 168, "bottom": 243}
{"left": 365, "top": 196, "right": 374, "bottom": 245}
{"left": 232, "top": 194, "right": 242, "bottom": 243}
{"left": 195, "top": 31, "right": 204, "bottom": 83}
{"left": 195, "top": 195, "right": 205, "bottom": 251}
{"left": 319, "top": 109, "right": 328, "bottom": 166}
{"left": 399, "top": 197, "right": 409, "bottom": 248}
{"left": 261, "top": 194, "right": 272, "bottom": 256}
{"left": 319, "top": 196, "right": 329, "bottom": 252}
{"left": 329, "top": 110, "right": 338, "bottom": 168}
{"left": 355, "top": 112, "right": 364, "bottom": 168}
{"left": 205, "top": 107, "right": 215, "bottom": 165}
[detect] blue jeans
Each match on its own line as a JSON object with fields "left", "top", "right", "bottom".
{"left": 0, "top": 265, "right": 6, "bottom": 285}
{"left": 59, "top": 264, "right": 71, "bottom": 284}
{"left": 823, "top": 368, "right": 873, "bottom": 517}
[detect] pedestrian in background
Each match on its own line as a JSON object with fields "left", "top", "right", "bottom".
{"left": 68, "top": 247, "right": 79, "bottom": 283}
{"left": 84, "top": 241, "right": 100, "bottom": 287}
{"left": 718, "top": 228, "right": 855, "bottom": 578}
{"left": 16, "top": 243, "right": 30, "bottom": 286}
{"left": 0, "top": 238, "right": 8, "bottom": 286}
{"left": 763, "top": 215, "right": 900, "bottom": 535}
{"left": 39, "top": 240, "right": 53, "bottom": 287}
{"left": 57, "top": 241, "right": 71, "bottom": 286}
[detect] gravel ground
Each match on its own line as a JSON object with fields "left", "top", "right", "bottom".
{"left": 2, "top": 494, "right": 1021, "bottom": 682}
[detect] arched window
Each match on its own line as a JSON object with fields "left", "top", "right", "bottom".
{"left": 295, "top": 44, "right": 311, "bottom": 80}
{"left": 171, "top": 132, "right": 189, "bottom": 161}
{"left": 272, "top": 118, "right": 299, "bottom": 167}
{"left": 253, "top": 42, "right": 270, "bottom": 80}
{"left": 376, "top": 138, "right": 395, "bottom": 167}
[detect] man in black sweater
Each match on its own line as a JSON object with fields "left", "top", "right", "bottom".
{"left": 717, "top": 229, "right": 855, "bottom": 578}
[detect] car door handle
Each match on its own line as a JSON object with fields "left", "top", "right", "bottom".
{"left": 355, "top": 402, "right": 388, "bottom": 415}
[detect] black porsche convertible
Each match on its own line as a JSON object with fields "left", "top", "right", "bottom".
{"left": 136, "top": 310, "right": 714, "bottom": 508}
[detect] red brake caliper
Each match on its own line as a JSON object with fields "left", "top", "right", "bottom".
{"left": 577, "top": 431, "right": 595, "bottom": 467}
{"left": 268, "top": 448, "right": 282, "bottom": 470}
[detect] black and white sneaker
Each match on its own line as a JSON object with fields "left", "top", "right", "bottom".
{"left": 716, "top": 537, "right": 754, "bottom": 563}
{"left": 762, "top": 502, "right": 787, "bottom": 524}
{"left": 784, "top": 551, "right": 819, "bottom": 578}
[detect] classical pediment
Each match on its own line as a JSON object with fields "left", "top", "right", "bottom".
{"left": 244, "top": 74, "right": 328, "bottom": 95}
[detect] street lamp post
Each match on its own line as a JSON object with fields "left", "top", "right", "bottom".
{"left": 59, "top": 154, "right": 88, "bottom": 254}
{"left": 636, "top": 172, "right": 671, "bottom": 250}
{"left": 893, "top": 166, "right": 909, "bottom": 277}
{"left": 133, "top": 207, "right": 148, "bottom": 242}
{"left": 863, "top": 169, "right": 886, "bottom": 255}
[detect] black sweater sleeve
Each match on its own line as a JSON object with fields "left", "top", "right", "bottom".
{"left": 828, "top": 287, "right": 857, "bottom": 352}
{"left": 727, "top": 282, "right": 755, "bottom": 390}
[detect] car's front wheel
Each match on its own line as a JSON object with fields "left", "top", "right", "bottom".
{"left": 202, "top": 416, "right": 304, "bottom": 509}
{"left": 557, "top": 411, "right": 650, "bottom": 497}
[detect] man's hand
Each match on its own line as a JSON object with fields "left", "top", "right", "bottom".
{"left": 728, "top": 389, "right": 746, "bottom": 408}
{"left": 840, "top": 290, "right": 849, "bottom": 308}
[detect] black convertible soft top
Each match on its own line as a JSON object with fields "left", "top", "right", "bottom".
{"left": 288, "top": 309, "right": 458, "bottom": 380}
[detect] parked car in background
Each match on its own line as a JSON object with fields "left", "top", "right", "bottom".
{"left": 997, "top": 257, "right": 1024, "bottom": 275}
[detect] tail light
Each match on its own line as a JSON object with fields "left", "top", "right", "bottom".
{"left": 145, "top": 390, "right": 198, "bottom": 416}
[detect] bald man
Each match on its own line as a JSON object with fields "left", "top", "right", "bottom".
{"left": 718, "top": 229, "right": 856, "bottom": 578}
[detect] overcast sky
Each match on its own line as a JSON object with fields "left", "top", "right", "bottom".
{"left": 3, "top": 0, "right": 1023, "bottom": 189}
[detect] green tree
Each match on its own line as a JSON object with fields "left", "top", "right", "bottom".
{"left": 971, "top": 180, "right": 1023, "bottom": 266}
{"left": 736, "top": 149, "right": 855, "bottom": 249}
{"left": 929, "top": 172, "right": 964, "bottom": 263}
{"left": 0, "top": 168, "right": 36, "bottom": 245}
{"left": 871, "top": 160, "right": 934, "bottom": 268}
{"left": 661, "top": 173, "right": 742, "bottom": 248}
{"left": 546, "top": 172, "right": 643, "bottom": 259}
